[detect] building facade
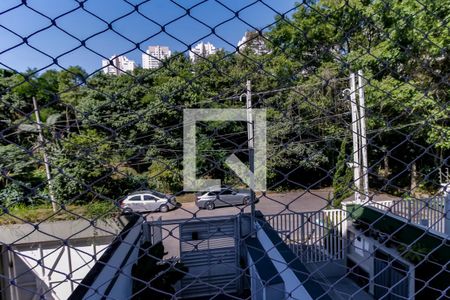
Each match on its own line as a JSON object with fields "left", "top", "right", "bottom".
{"left": 189, "top": 42, "right": 217, "bottom": 62}
{"left": 142, "top": 46, "right": 171, "bottom": 69}
{"left": 101, "top": 55, "right": 136, "bottom": 75}
{"left": 237, "top": 31, "right": 270, "bottom": 55}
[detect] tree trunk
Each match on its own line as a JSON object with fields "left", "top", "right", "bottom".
{"left": 383, "top": 153, "right": 390, "bottom": 177}
{"left": 65, "top": 107, "right": 70, "bottom": 131}
{"left": 410, "top": 161, "right": 417, "bottom": 197}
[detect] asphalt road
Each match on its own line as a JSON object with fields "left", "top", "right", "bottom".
{"left": 145, "top": 189, "right": 332, "bottom": 258}
{"left": 144, "top": 189, "right": 398, "bottom": 258}
{"left": 147, "top": 189, "right": 330, "bottom": 222}
{"left": 146, "top": 188, "right": 398, "bottom": 222}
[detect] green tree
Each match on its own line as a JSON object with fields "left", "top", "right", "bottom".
{"left": 332, "top": 139, "right": 353, "bottom": 207}
{"left": 51, "top": 129, "right": 138, "bottom": 203}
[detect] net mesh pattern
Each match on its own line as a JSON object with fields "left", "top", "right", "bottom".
{"left": 0, "top": 0, "right": 449, "bottom": 299}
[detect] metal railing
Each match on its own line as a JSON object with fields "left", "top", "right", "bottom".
{"left": 0, "top": 0, "right": 449, "bottom": 299}
{"left": 264, "top": 209, "right": 347, "bottom": 263}
{"left": 368, "top": 197, "right": 447, "bottom": 233}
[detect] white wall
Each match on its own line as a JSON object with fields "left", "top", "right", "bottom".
{"left": 0, "top": 219, "right": 120, "bottom": 300}
{"left": 2, "top": 237, "right": 111, "bottom": 300}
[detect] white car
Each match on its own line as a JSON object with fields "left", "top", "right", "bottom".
{"left": 119, "top": 190, "right": 179, "bottom": 213}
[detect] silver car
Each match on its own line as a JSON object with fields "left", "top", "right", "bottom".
{"left": 195, "top": 188, "right": 251, "bottom": 210}
{"left": 120, "top": 190, "right": 179, "bottom": 213}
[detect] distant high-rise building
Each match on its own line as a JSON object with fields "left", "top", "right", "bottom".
{"left": 142, "top": 46, "right": 172, "bottom": 69}
{"left": 189, "top": 42, "right": 217, "bottom": 62}
{"left": 237, "top": 31, "right": 270, "bottom": 55}
{"left": 102, "top": 55, "right": 136, "bottom": 75}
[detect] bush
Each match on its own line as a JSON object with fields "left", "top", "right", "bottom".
{"left": 0, "top": 183, "right": 28, "bottom": 207}
{"left": 331, "top": 139, "right": 353, "bottom": 207}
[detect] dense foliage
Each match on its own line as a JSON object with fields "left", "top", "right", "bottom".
{"left": 332, "top": 139, "right": 353, "bottom": 206}
{"left": 0, "top": 0, "right": 448, "bottom": 207}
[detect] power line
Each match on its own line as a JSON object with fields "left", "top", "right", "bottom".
{"left": 10, "top": 79, "right": 344, "bottom": 126}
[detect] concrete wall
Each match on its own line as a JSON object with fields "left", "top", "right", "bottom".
{"left": 0, "top": 219, "right": 121, "bottom": 300}
{"left": 82, "top": 221, "right": 141, "bottom": 299}
{"left": 347, "top": 225, "right": 415, "bottom": 297}
{"left": 255, "top": 222, "right": 313, "bottom": 300}
{"left": 247, "top": 250, "right": 285, "bottom": 300}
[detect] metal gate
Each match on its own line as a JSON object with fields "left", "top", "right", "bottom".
{"left": 178, "top": 217, "right": 240, "bottom": 299}
{"left": 147, "top": 216, "right": 162, "bottom": 244}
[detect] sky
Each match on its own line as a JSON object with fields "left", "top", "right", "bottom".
{"left": 0, "top": 0, "right": 298, "bottom": 74}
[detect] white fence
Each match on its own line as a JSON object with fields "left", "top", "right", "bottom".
{"left": 263, "top": 197, "right": 447, "bottom": 266}
{"left": 263, "top": 209, "right": 347, "bottom": 263}
{"left": 367, "top": 196, "right": 447, "bottom": 233}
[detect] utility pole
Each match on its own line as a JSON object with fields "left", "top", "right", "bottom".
{"left": 246, "top": 80, "right": 256, "bottom": 235}
{"left": 349, "top": 73, "right": 361, "bottom": 203}
{"left": 347, "top": 71, "right": 369, "bottom": 204}
{"left": 33, "top": 97, "right": 57, "bottom": 212}
{"left": 358, "top": 70, "right": 369, "bottom": 202}
{"left": 443, "top": 183, "right": 450, "bottom": 236}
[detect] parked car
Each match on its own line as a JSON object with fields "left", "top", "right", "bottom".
{"left": 119, "top": 190, "right": 179, "bottom": 213}
{"left": 195, "top": 187, "right": 251, "bottom": 210}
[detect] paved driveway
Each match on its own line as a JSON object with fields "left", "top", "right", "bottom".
{"left": 143, "top": 189, "right": 398, "bottom": 257}
{"left": 145, "top": 189, "right": 333, "bottom": 257}
{"left": 146, "top": 189, "right": 398, "bottom": 222}
{"left": 146, "top": 189, "right": 332, "bottom": 222}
